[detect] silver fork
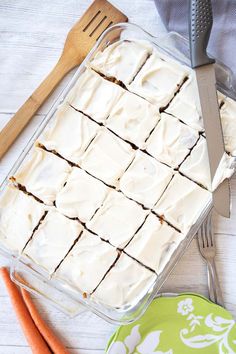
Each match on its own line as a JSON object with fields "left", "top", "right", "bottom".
{"left": 197, "top": 212, "right": 224, "bottom": 307}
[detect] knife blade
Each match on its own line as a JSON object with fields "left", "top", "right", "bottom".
{"left": 189, "top": 0, "right": 230, "bottom": 218}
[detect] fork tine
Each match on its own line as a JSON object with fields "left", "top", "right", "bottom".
{"left": 205, "top": 212, "right": 213, "bottom": 247}
{"left": 204, "top": 214, "right": 211, "bottom": 247}
{"left": 202, "top": 220, "right": 206, "bottom": 247}
{"left": 197, "top": 223, "right": 204, "bottom": 249}
{"left": 197, "top": 213, "right": 213, "bottom": 250}
{"left": 208, "top": 213, "right": 214, "bottom": 247}
{"left": 202, "top": 217, "right": 207, "bottom": 248}
{"left": 206, "top": 214, "right": 211, "bottom": 246}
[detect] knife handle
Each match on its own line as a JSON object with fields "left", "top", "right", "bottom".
{"left": 189, "top": 0, "right": 215, "bottom": 68}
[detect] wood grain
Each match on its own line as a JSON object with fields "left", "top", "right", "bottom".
{"left": 0, "top": 1, "right": 235, "bottom": 353}
{"left": 0, "top": 0, "right": 127, "bottom": 158}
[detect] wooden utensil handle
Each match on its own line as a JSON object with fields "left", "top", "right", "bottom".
{"left": 0, "top": 57, "right": 75, "bottom": 159}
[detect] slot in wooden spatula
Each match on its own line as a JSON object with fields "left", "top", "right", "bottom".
{"left": 0, "top": 0, "right": 127, "bottom": 159}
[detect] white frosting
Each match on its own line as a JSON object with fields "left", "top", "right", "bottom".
{"left": 23, "top": 210, "right": 83, "bottom": 274}
{"left": 119, "top": 150, "right": 173, "bottom": 208}
{"left": 4, "top": 38, "right": 236, "bottom": 310}
{"left": 56, "top": 167, "right": 109, "bottom": 222}
{"left": 106, "top": 90, "right": 160, "bottom": 148}
{"left": 126, "top": 213, "right": 185, "bottom": 274}
{"left": 54, "top": 230, "right": 118, "bottom": 294}
{"left": 221, "top": 96, "right": 236, "bottom": 156}
{"left": 145, "top": 113, "right": 199, "bottom": 168}
{"left": 87, "top": 190, "right": 148, "bottom": 248}
{"left": 180, "top": 136, "right": 212, "bottom": 190}
{"left": 80, "top": 128, "right": 135, "bottom": 186}
{"left": 166, "top": 75, "right": 225, "bottom": 131}
{"left": 0, "top": 186, "right": 46, "bottom": 254}
{"left": 180, "top": 137, "right": 235, "bottom": 191}
{"left": 89, "top": 40, "right": 152, "bottom": 85}
{"left": 66, "top": 69, "right": 123, "bottom": 123}
{"left": 13, "top": 148, "right": 71, "bottom": 205}
{"left": 39, "top": 103, "right": 99, "bottom": 164}
{"left": 154, "top": 173, "right": 212, "bottom": 233}
{"left": 166, "top": 76, "right": 203, "bottom": 131}
{"left": 93, "top": 253, "right": 156, "bottom": 308}
{"left": 212, "top": 152, "right": 235, "bottom": 191}
{"left": 128, "top": 53, "right": 188, "bottom": 108}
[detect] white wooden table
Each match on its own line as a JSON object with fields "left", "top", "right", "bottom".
{"left": 0, "top": 1, "right": 235, "bottom": 353}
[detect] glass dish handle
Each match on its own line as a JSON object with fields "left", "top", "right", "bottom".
{"left": 10, "top": 259, "right": 86, "bottom": 317}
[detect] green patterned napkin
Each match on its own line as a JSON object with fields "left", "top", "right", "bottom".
{"left": 106, "top": 293, "right": 236, "bottom": 354}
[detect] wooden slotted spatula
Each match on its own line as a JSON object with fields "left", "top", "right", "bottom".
{"left": 0, "top": 0, "right": 127, "bottom": 159}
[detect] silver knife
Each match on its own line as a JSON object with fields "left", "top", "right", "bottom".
{"left": 189, "top": 0, "right": 230, "bottom": 218}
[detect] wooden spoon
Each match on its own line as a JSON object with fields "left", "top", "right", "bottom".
{"left": 0, "top": 0, "right": 127, "bottom": 159}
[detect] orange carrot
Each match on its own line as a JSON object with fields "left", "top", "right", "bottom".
{"left": 21, "top": 287, "right": 69, "bottom": 354}
{"left": 0, "top": 267, "right": 51, "bottom": 354}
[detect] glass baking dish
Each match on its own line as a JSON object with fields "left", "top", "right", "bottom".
{"left": 1, "top": 22, "right": 236, "bottom": 325}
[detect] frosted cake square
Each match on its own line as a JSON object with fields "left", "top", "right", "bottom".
{"left": 166, "top": 75, "right": 226, "bottom": 131}
{"left": 39, "top": 102, "right": 99, "bottom": 164}
{"left": 54, "top": 230, "right": 118, "bottom": 294}
{"left": 145, "top": 113, "right": 199, "bottom": 168}
{"left": 87, "top": 189, "right": 148, "bottom": 248}
{"left": 80, "top": 128, "right": 135, "bottom": 186}
{"left": 12, "top": 148, "right": 71, "bottom": 205}
{"left": 106, "top": 90, "right": 160, "bottom": 148}
{"left": 119, "top": 150, "right": 173, "bottom": 208}
{"left": 89, "top": 40, "right": 152, "bottom": 85}
{"left": 0, "top": 186, "right": 46, "bottom": 254}
{"left": 66, "top": 69, "right": 124, "bottom": 123}
{"left": 180, "top": 136, "right": 211, "bottom": 190}
{"left": 92, "top": 253, "right": 156, "bottom": 308}
{"left": 125, "top": 213, "right": 184, "bottom": 274}
{"left": 55, "top": 167, "right": 109, "bottom": 222}
{"left": 23, "top": 210, "right": 83, "bottom": 274}
{"left": 154, "top": 173, "right": 211, "bottom": 233}
{"left": 128, "top": 53, "right": 188, "bottom": 108}
{"left": 166, "top": 76, "right": 203, "bottom": 131}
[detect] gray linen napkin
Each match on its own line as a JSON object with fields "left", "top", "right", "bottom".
{"left": 155, "top": 0, "right": 236, "bottom": 86}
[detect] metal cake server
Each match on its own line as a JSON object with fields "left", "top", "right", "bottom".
{"left": 189, "top": 0, "right": 230, "bottom": 218}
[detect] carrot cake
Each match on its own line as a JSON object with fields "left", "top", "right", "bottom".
{"left": 23, "top": 210, "right": 83, "bottom": 274}
{"left": 106, "top": 89, "right": 160, "bottom": 148}
{"left": 126, "top": 213, "right": 185, "bottom": 274}
{"left": 80, "top": 128, "right": 135, "bottom": 186}
{"left": 145, "top": 113, "right": 199, "bottom": 168}
{"left": 166, "top": 75, "right": 225, "bottom": 131}
{"left": 54, "top": 230, "right": 118, "bottom": 294}
{"left": 0, "top": 186, "right": 46, "bottom": 254}
{"left": 13, "top": 147, "right": 71, "bottom": 205}
{"left": 92, "top": 253, "right": 156, "bottom": 308}
{"left": 39, "top": 102, "right": 99, "bottom": 164}
{"left": 119, "top": 150, "right": 173, "bottom": 208}
{"left": 66, "top": 69, "right": 124, "bottom": 123}
{"left": 89, "top": 40, "right": 153, "bottom": 85}
{"left": 0, "top": 37, "right": 236, "bottom": 312}
{"left": 56, "top": 167, "right": 109, "bottom": 222}
{"left": 87, "top": 189, "right": 148, "bottom": 248}
{"left": 154, "top": 173, "right": 211, "bottom": 233}
{"left": 128, "top": 52, "right": 188, "bottom": 108}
